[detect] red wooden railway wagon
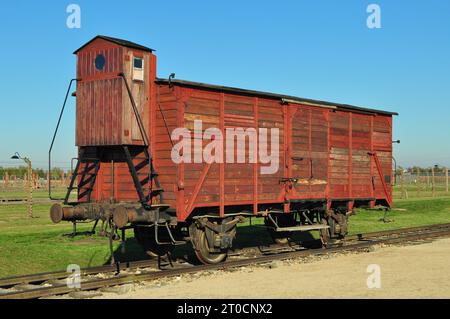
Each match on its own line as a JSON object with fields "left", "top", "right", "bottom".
{"left": 50, "top": 36, "right": 397, "bottom": 264}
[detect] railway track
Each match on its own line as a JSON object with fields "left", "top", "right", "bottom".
{"left": 1, "top": 223, "right": 450, "bottom": 299}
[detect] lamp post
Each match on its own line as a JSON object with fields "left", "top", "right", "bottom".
{"left": 11, "top": 152, "right": 33, "bottom": 218}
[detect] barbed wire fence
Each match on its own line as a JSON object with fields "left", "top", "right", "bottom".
{"left": 393, "top": 167, "right": 449, "bottom": 199}
{"left": 0, "top": 162, "right": 72, "bottom": 199}
{"left": 1, "top": 162, "right": 449, "bottom": 201}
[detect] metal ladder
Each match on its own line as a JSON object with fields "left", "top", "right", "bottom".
{"left": 64, "top": 157, "right": 100, "bottom": 205}
{"left": 123, "top": 146, "right": 166, "bottom": 209}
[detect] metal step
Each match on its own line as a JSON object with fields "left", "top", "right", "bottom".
{"left": 271, "top": 224, "right": 329, "bottom": 232}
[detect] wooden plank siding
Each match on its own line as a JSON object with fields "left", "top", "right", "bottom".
{"left": 75, "top": 38, "right": 155, "bottom": 146}
{"left": 151, "top": 85, "right": 393, "bottom": 221}
{"left": 74, "top": 37, "right": 393, "bottom": 221}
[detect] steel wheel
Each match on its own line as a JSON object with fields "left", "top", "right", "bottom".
{"left": 134, "top": 226, "right": 174, "bottom": 257}
{"left": 193, "top": 228, "right": 228, "bottom": 265}
{"left": 319, "top": 218, "right": 330, "bottom": 248}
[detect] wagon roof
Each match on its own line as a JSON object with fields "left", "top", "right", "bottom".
{"left": 156, "top": 78, "right": 398, "bottom": 116}
{"left": 74, "top": 35, "right": 154, "bottom": 54}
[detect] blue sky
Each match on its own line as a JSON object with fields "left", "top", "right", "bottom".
{"left": 0, "top": 1, "right": 449, "bottom": 169}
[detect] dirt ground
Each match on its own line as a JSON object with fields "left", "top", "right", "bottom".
{"left": 98, "top": 238, "right": 450, "bottom": 299}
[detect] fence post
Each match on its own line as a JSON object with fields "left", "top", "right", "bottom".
{"left": 431, "top": 166, "right": 435, "bottom": 197}
{"left": 400, "top": 172, "right": 408, "bottom": 199}
{"left": 415, "top": 168, "right": 420, "bottom": 197}
{"left": 400, "top": 172, "right": 403, "bottom": 199}
{"left": 445, "top": 167, "right": 449, "bottom": 194}
{"left": 4, "top": 172, "right": 9, "bottom": 189}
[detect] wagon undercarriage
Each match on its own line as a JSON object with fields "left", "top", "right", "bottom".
{"left": 51, "top": 197, "right": 358, "bottom": 264}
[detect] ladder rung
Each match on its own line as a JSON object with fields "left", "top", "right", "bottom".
{"left": 76, "top": 174, "right": 96, "bottom": 177}
{"left": 74, "top": 172, "right": 97, "bottom": 176}
{"left": 79, "top": 187, "right": 94, "bottom": 191}
{"left": 150, "top": 188, "right": 164, "bottom": 195}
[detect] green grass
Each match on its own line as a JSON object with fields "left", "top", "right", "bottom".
{"left": 0, "top": 203, "right": 119, "bottom": 277}
{"left": 0, "top": 190, "right": 449, "bottom": 278}
{"left": 392, "top": 184, "right": 450, "bottom": 199}
{"left": 0, "top": 186, "right": 67, "bottom": 200}
{"left": 350, "top": 196, "right": 450, "bottom": 234}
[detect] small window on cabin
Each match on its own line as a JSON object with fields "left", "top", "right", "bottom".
{"left": 132, "top": 57, "right": 144, "bottom": 81}
{"left": 95, "top": 54, "right": 106, "bottom": 71}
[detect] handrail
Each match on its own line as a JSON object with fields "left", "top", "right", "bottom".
{"left": 369, "top": 152, "right": 392, "bottom": 206}
{"left": 48, "top": 79, "right": 77, "bottom": 200}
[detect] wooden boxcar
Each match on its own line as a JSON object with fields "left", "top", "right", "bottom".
{"left": 50, "top": 36, "right": 397, "bottom": 264}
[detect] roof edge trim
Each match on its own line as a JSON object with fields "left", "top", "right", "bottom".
{"left": 74, "top": 35, "right": 154, "bottom": 54}
{"left": 156, "top": 78, "right": 398, "bottom": 116}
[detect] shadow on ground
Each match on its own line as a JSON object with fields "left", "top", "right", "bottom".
{"left": 104, "top": 225, "right": 319, "bottom": 266}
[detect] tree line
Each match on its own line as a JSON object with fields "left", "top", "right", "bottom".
{"left": 0, "top": 167, "right": 66, "bottom": 179}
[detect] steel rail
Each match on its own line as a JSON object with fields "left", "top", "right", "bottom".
{"left": 0, "top": 259, "right": 159, "bottom": 289}
{"left": 345, "top": 222, "right": 450, "bottom": 241}
{"left": 2, "top": 223, "right": 447, "bottom": 288}
{"left": 1, "top": 223, "right": 449, "bottom": 289}
{"left": 1, "top": 224, "right": 450, "bottom": 299}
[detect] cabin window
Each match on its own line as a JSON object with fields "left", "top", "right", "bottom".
{"left": 132, "top": 57, "right": 144, "bottom": 81}
{"left": 95, "top": 54, "right": 106, "bottom": 71}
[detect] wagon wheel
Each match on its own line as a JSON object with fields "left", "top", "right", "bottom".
{"left": 189, "top": 222, "right": 228, "bottom": 265}
{"left": 134, "top": 226, "right": 174, "bottom": 257}
{"left": 194, "top": 227, "right": 228, "bottom": 264}
{"left": 265, "top": 214, "right": 295, "bottom": 245}
{"left": 335, "top": 213, "right": 348, "bottom": 237}
{"left": 319, "top": 218, "right": 330, "bottom": 248}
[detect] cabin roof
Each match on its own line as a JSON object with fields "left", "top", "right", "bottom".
{"left": 74, "top": 35, "right": 154, "bottom": 54}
